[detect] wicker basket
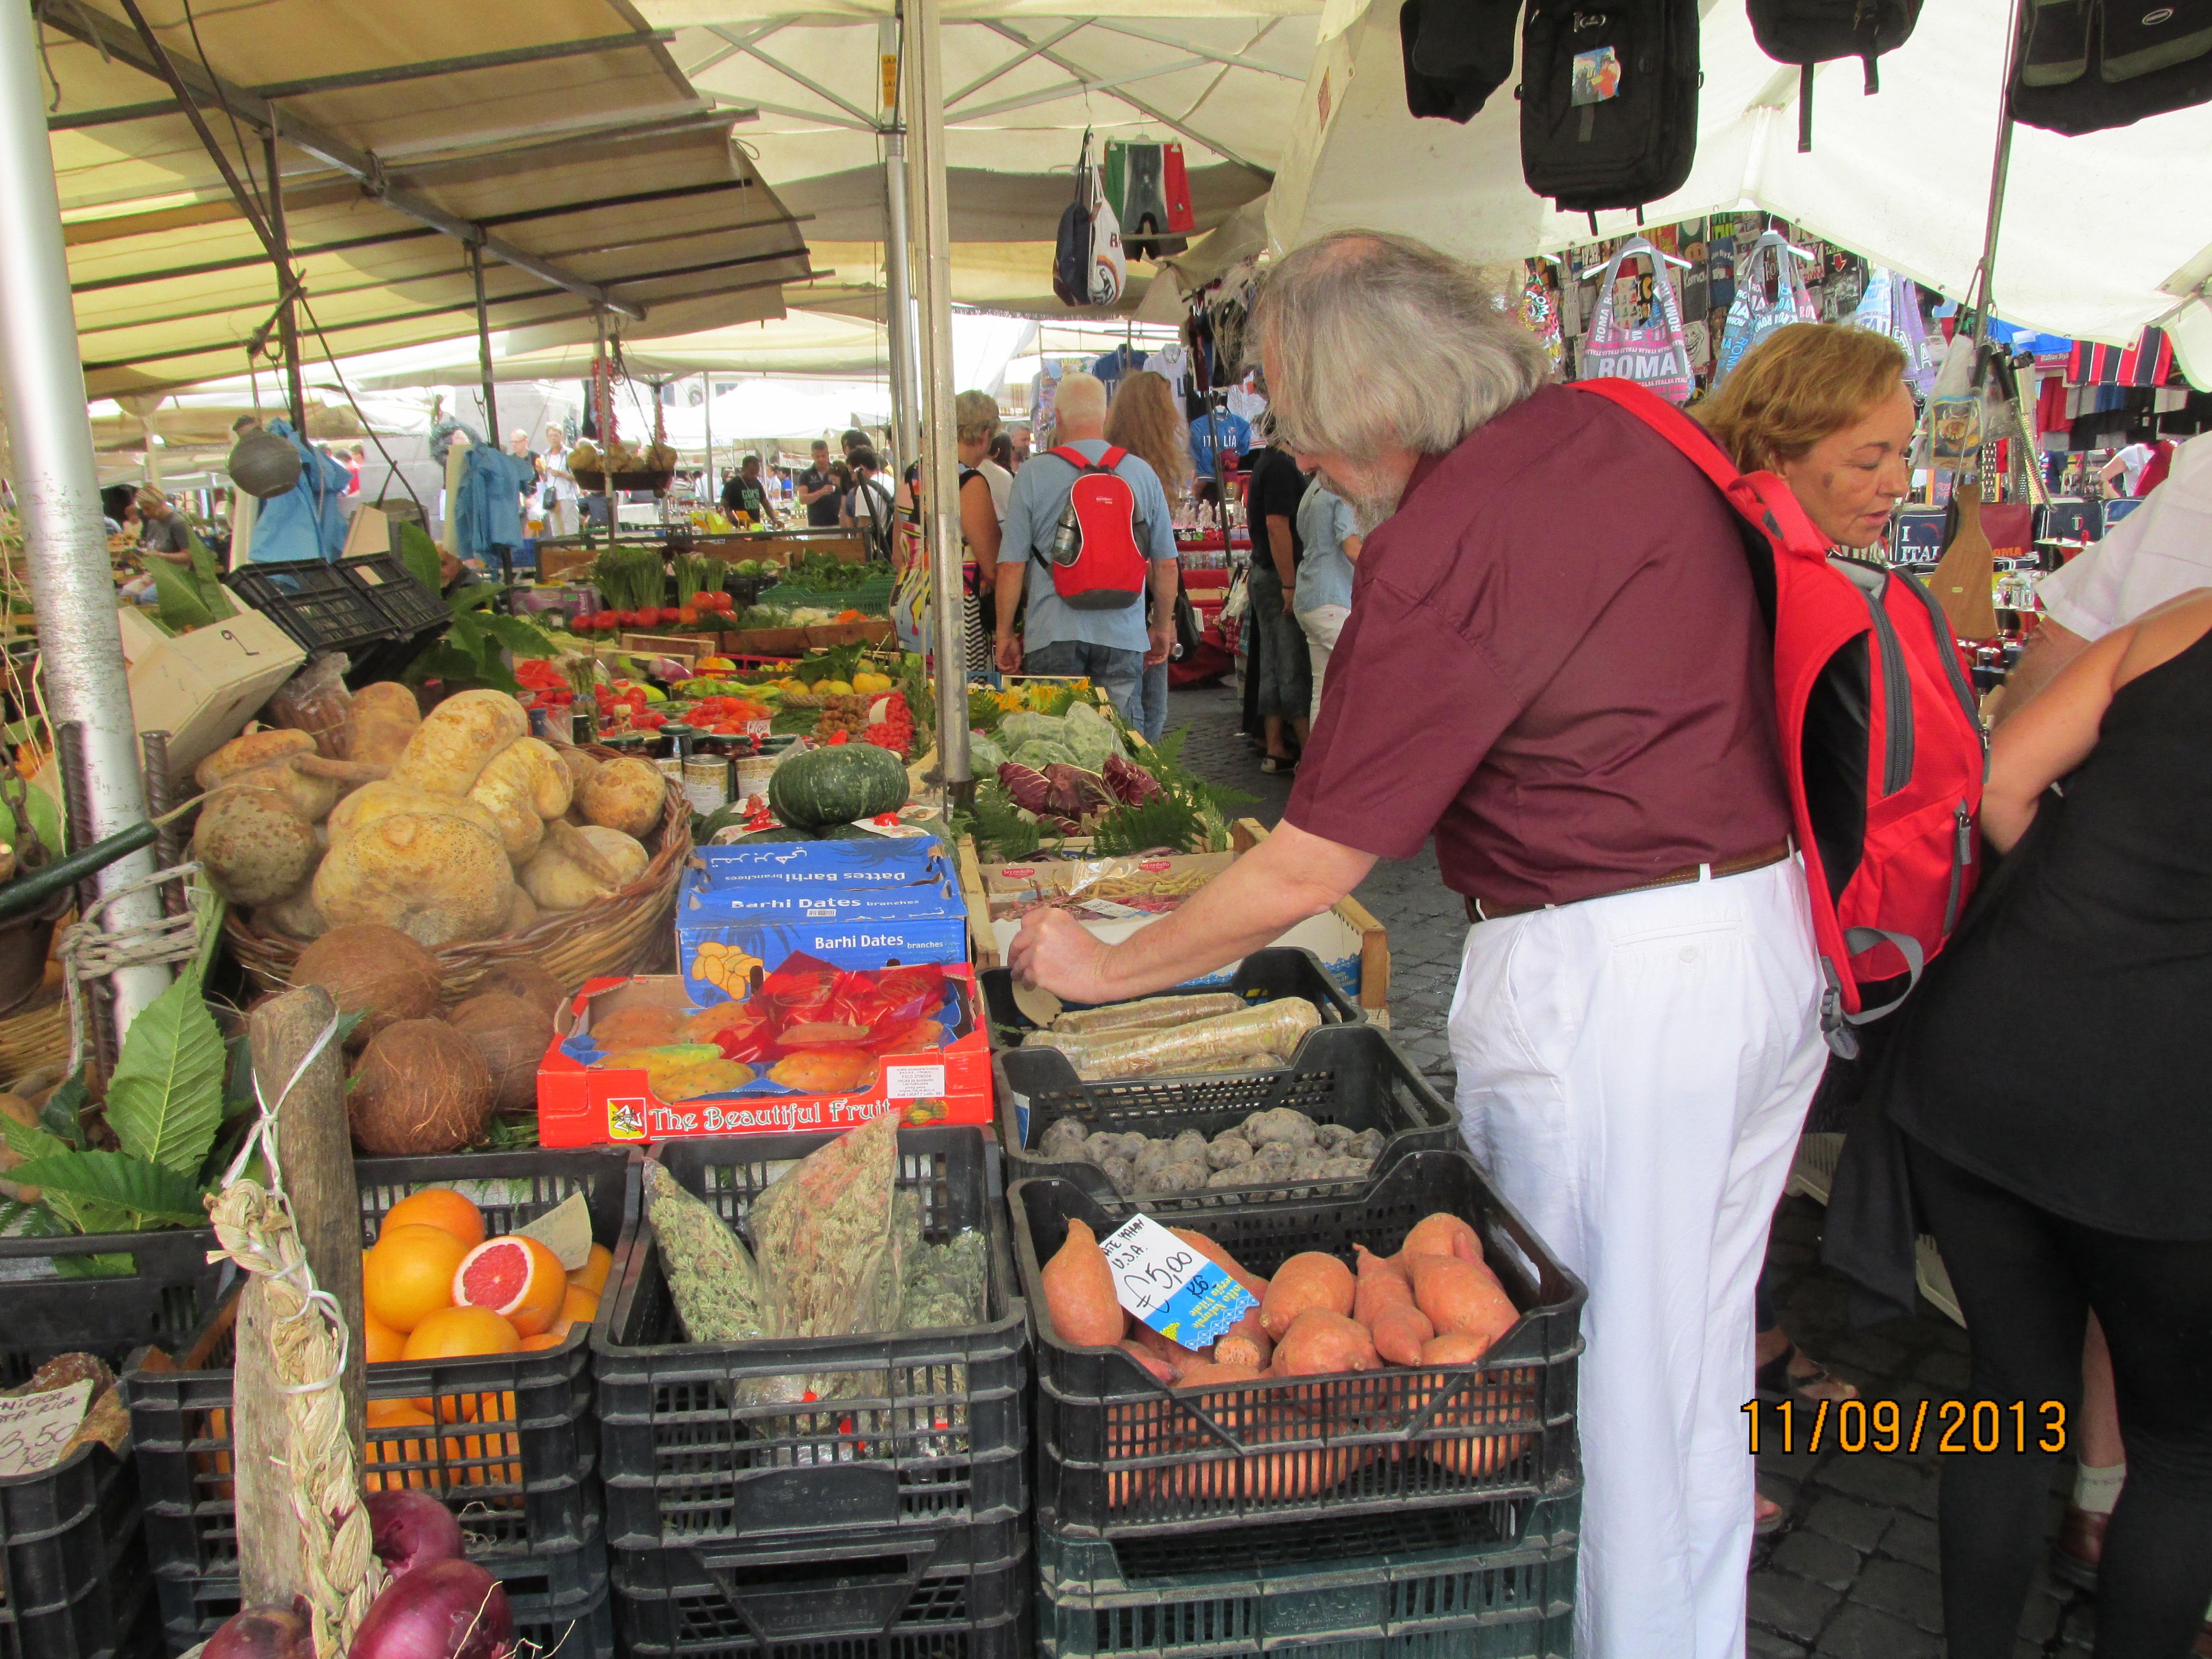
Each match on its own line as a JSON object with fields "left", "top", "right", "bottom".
{"left": 0, "top": 988, "right": 71, "bottom": 1082}
{"left": 223, "top": 743, "right": 690, "bottom": 1004}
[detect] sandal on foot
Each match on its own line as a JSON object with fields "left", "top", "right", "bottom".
{"left": 1755, "top": 1342, "right": 1860, "bottom": 1408}
{"left": 1755, "top": 1492, "right": 1786, "bottom": 1537}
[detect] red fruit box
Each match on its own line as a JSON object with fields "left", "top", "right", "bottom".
{"left": 535, "top": 965, "right": 992, "bottom": 1147}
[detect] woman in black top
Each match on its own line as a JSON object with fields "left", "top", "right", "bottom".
{"left": 1875, "top": 589, "right": 2212, "bottom": 1658}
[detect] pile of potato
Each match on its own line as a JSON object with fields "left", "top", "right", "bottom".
{"left": 1036, "top": 1107, "right": 1383, "bottom": 1194}
{"left": 192, "top": 685, "right": 673, "bottom": 949}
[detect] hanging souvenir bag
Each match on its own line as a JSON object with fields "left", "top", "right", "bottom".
{"left": 1575, "top": 377, "right": 1986, "bottom": 1053}
{"left": 1747, "top": 0, "right": 1923, "bottom": 150}
{"left": 1851, "top": 267, "right": 1938, "bottom": 395}
{"left": 2012, "top": 0, "right": 2212, "bottom": 135}
{"left": 1088, "top": 164, "right": 1126, "bottom": 306}
{"left": 1519, "top": 0, "right": 1700, "bottom": 219}
{"left": 1053, "top": 132, "right": 1099, "bottom": 307}
{"left": 1713, "top": 230, "right": 1818, "bottom": 386}
{"left": 1161, "top": 142, "right": 1195, "bottom": 232}
{"left": 1576, "top": 238, "right": 1695, "bottom": 405}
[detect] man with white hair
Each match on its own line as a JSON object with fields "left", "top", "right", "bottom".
{"left": 539, "top": 424, "right": 576, "bottom": 538}
{"left": 1009, "top": 232, "right": 1823, "bottom": 1659}
{"left": 995, "top": 371, "right": 1178, "bottom": 722}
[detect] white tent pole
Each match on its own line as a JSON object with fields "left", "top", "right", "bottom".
{"left": 905, "top": 0, "right": 972, "bottom": 800}
{"left": 701, "top": 373, "right": 713, "bottom": 503}
{"left": 0, "top": 0, "right": 172, "bottom": 1038}
{"left": 1969, "top": 4, "right": 2027, "bottom": 348}
{"left": 880, "top": 16, "right": 921, "bottom": 470}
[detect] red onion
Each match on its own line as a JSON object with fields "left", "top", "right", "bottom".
{"left": 366, "top": 1490, "right": 465, "bottom": 1581}
{"left": 351, "top": 1559, "right": 513, "bottom": 1659}
{"left": 204, "top": 1604, "right": 312, "bottom": 1659}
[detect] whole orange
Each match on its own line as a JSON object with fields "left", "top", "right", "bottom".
{"left": 550, "top": 1283, "right": 600, "bottom": 1340}
{"left": 402, "top": 1306, "right": 522, "bottom": 1419}
{"left": 381, "top": 1188, "right": 486, "bottom": 1249}
{"left": 363, "top": 1224, "right": 468, "bottom": 1333}
{"left": 363, "top": 1309, "right": 406, "bottom": 1365}
{"left": 363, "top": 1401, "right": 438, "bottom": 1492}
{"left": 452, "top": 1235, "right": 568, "bottom": 1337}
{"left": 571, "top": 1243, "right": 614, "bottom": 1298}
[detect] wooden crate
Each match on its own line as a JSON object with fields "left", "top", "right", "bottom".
{"left": 957, "top": 835, "right": 997, "bottom": 971}
{"left": 618, "top": 632, "right": 716, "bottom": 662}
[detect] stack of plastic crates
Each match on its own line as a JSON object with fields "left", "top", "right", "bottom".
{"left": 124, "top": 1150, "right": 634, "bottom": 1658}
{"left": 594, "top": 1127, "right": 1029, "bottom": 1659}
{"left": 0, "top": 1227, "right": 222, "bottom": 1659}
{"left": 223, "top": 551, "right": 445, "bottom": 684}
{"left": 1010, "top": 1148, "right": 1587, "bottom": 1658}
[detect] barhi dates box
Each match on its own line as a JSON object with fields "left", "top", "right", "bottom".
{"left": 535, "top": 969, "right": 991, "bottom": 1146}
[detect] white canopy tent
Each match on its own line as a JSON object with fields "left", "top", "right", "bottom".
{"left": 1265, "top": 0, "right": 2212, "bottom": 382}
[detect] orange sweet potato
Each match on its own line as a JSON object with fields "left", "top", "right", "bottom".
{"left": 1171, "top": 1361, "right": 1266, "bottom": 1393}
{"left": 1259, "top": 1252, "right": 1356, "bottom": 1339}
{"left": 1128, "top": 1318, "right": 1207, "bottom": 1382}
{"left": 1118, "top": 1340, "right": 1177, "bottom": 1385}
{"left": 1399, "top": 1212, "right": 1484, "bottom": 1267}
{"left": 1408, "top": 1254, "right": 1518, "bottom": 1353}
{"left": 1043, "top": 1217, "right": 1125, "bottom": 1347}
{"left": 1419, "top": 1331, "right": 1489, "bottom": 1365}
{"left": 1213, "top": 1308, "right": 1272, "bottom": 1370}
{"left": 1270, "top": 1308, "right": 1379, "bottom": 1377}
{"left": 1352, "top": 1244, "right": 1415, "bottom": 1326}
{"left": 1369, "top": 1302, "right": 1435, "bottom": 1366}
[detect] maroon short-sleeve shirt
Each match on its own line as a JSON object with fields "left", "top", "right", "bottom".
{"left": 1284, "top": 384, "right": 1791, "bottom": 910}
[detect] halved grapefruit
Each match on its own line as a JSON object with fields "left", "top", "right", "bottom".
{"left": 452, "top": 1235, "right": 567, "bottom": 1337}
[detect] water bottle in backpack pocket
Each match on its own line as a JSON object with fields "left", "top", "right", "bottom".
{"left": 1039, "top": 445, "right": 1149, "bottom": 610}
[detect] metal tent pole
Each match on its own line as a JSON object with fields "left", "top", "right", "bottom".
{"left": 0, "top": 0, "right": 172, "bottom": 1038}
{"left": 880, "top": 17, "right": 920, "bottom": 470}
{"left": 701, "top": 373, "right": 713, "bottom": 504}
{"left": 903, "top": 0, "right": 971, "bottom": 802}
{"left": 264, "top": 126, "right": 307, "bottom": 433}
{"left": 470, "top": 242, "right": 501, "bottom": 441}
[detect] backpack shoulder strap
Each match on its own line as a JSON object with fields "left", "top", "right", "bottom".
{"left": 1570, "top": 378, "right": 1831, "bottom": 561}
{"left": 1048, "top": 445, "right": 1095, "bottom": 469}
{"left": 1098, "top": 445, "right": 1127, "bottom": 469}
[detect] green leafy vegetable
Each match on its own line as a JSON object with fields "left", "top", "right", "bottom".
{"left": 104, "top": 968, "right": 227, "bottom": 1174}
{"left": 8, "top": 1150, "right": 211, "bottom": 1230}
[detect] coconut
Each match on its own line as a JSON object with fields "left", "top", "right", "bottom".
{"left": 472, "top": 961, "right": 566, "bottom": 1023}
{"left": 349, "top": 1020, "right": 492, "bottom": 1156}
{"left": 294, "top": 924, "right": 441, "bottom": 1050}
{"left": 446, "top": 994, "right": 553, "bottom": 1116}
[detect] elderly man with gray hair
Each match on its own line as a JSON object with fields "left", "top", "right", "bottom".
{"left": 1010, "top": 232, "right": 1824, "bottom": 1659}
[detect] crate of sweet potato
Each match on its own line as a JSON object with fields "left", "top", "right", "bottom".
{"left": 1009, "top": 1150, "right": 1585, "bottom": 1541}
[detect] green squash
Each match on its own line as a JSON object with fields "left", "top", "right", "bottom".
{"left": 768, "top": 742, "right": 909, "bottom": 830}
{"left": 736, "top": 827, "right": 817, "bottom": 842}
{"left": 814, "top": 821, "right": 883, "bottom": 840}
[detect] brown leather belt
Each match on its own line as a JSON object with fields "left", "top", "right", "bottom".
{"left": 1463, "top": 841, "right": 1794, "bottom": 924}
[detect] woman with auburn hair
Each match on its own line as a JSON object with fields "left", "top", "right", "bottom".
{"left": 1692, "top": 322, "right": 1918, "bottom": 1539}
{"left": 1105, "top": 369, "right": 1190, "bottom": 741}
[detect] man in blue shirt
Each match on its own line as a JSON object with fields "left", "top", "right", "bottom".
{"left": 1293, "top": 474, "right": 1362, "bottom": 721}
{"left": 994, "top": 372, "right": 1178, "bottom": 723}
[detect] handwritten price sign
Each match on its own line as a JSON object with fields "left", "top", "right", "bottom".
{"left": 1100, "top": 1214, "right": 1257, "bottom": 1346}
{"left": 0, "top": 1380, "right": 92, "bottom": 1478}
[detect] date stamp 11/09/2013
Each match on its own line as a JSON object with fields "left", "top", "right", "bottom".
{"left": 1744, "top": 1397, "right": 2068, "bottom": 1456}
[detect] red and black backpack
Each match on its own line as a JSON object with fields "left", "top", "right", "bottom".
{"left": 1038, "top": 445, "right": 1148, "bottom": 610}
{"left": 1575, "top": 378, "right": 1987, "bottom": 1055}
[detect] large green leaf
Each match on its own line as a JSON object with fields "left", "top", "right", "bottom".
{"left": 105, "top": 969, "right": 227, "bottom": 1174}
{"left": 148, "top": 557, "right": 216, "bottom": 632}
{"left": 185, "top": 533, "right": 238, "bottom": 619}
{"left": 397, "top": 520, "right": 443, "bottom": 591}
{"left": 7, "top": 1151, "right": 208, "bottom": 1230}
{"left": 0, "top": 1111, "right": 66, "bottom": 1165}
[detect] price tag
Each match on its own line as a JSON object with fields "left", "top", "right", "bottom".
{"left": 0, "top": 1381, "right": 91, "bottom": 1478}
{"left": 1099, "top": 1214, "right": 1257, "bottom": 1346}
{"left": 1077, "top": 898, "right": 1148, "bottom": 920}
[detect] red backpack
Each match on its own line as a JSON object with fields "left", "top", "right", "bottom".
{"left": 1575, "top": 379, "right": 1987, "bottom": 1055}
{"left": 1039, "top": 445, "right": 1148, "bottom": 610}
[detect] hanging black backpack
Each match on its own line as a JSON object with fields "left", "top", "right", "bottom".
{"left": 1053, "top": 132, "right": 1098, "bottom": 307}
{"left": 1400, "top": 0, "right": 1521, "bottom": 122}
{"left": 2011, "top": 0, "right": 2212, "bottom": 135}
{"left": 1519, "top": 0, "right": 1700, "bottom": 226}
{"left": 1747, "top": 1, "right": 1923, "bottom": 151}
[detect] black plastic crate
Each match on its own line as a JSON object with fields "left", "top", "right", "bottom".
{"left": 336, "top": 551, "right": 446, "bottom": 636}
{"left": 998, "top": 1021, "right": 1460, "bottom": 1206}
{"left": 982, "top": 948, "right": 1361, "bottom": 1055}
{"left": 225, "top": 559, "right": 408, "bottom": 658}
{"left": 595, "top": 1129, "right": 1026, "bottom": 1551}
{"left": 126, "top": 1149, "right": 635, "bottom": 1653}
{"left": 0, "top": 1443, "right": 155, "bottom": 1659}
{"left": 1038, "top": 1500, "right": 1576, "bottom": 1658}
{"left": 0, "top": 1227, "right": 225, "bottom": 1381}
{"left": 1010, "top": 1153, "right": 1585, "bottom": 1541}
{"left": 611, "top": 1514, "right": 1027, "bottom": 1659}
{"left": 514, "top": 1574, "right": 613, "bottom": 1659}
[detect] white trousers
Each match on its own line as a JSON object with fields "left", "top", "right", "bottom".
{"left": 1296, "top": 603, "right": 1350, "bottom": 722}
{"left": 1447, "top": 857, "right": 1825, "bottom": 1659}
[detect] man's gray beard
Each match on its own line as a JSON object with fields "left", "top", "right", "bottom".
{"left": 1324, "top": 474, "right": 1402, "bottom": 535}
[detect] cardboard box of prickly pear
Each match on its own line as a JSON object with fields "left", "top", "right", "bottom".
{"left": 534, "top": 960, "right": 992, "bottom": 1146}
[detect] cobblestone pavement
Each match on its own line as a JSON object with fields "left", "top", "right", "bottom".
{"left": 1169, "top": 681, "right": 2107, "bottom": 1656}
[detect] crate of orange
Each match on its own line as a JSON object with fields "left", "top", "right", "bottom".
{"left": 122, "top": 1149, "right": 635, "bottom": 1657}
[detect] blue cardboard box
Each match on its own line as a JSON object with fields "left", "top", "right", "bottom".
{"left": 675, "top": 876, "right": 969, "bottom": 1006}
{"left": 690, "top": 836, "right": 950, "bottom": 890}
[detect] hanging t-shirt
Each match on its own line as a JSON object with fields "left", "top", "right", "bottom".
{"left": 1151, "top": 342, "right": 1192, "bottom": 397}
{"left": 1092, "top": 345, "right": 1147, "bottom": 397}
{"left": 1189, "top": 409, "right": 1252, "bottom": 483}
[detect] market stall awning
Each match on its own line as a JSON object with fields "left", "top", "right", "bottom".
{"left": 638, "top": 6, "right": 1318, "bottom": 317}
{"left": 39, "top": 0, "right": 819, "bottom": 396}
{"left": 1265, "top": 0, "right": 2212, "bottom": 382}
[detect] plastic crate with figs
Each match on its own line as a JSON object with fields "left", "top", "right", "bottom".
{"left": 123, "top": 1149, "right": 634, "bottom": 1655}
{"left": 1011, "top": 1148, "right": 1586, "bottom": 1541}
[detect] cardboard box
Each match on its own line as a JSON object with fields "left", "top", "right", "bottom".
{"left": 115, "top": 606, "right": 305, "bottom": 775}
{"left": 536, "top": 968, "right": 991, "bottom": 1145}
{"left": 675, "top": 877, "right": 969, "bottom": 1007}
{"left": 690, "top": 836, "right": 951, "bottom": 890}
{"left": 720, "top": 627, "right": 810, "bottom": 659}
{"left": 804, "top": 620, "right": 895, "bottom": 648}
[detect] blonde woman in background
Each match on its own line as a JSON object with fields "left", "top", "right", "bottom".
{"left": 1104, "top": 369, "right": 1191, "bottom": 742}
{"left": 952, "top": 390, "right": 1006, "bottom": 681}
